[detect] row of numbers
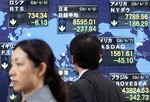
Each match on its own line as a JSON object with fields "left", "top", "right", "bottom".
{"left": 73, "top": 18, "right": 96, "bottom": 25}
{"left": 125, "top": 14, "right": 148, "bottom": 20}
{"left": 110, "top": 50, "right": 133, "bottom": 57}
{"left": 128, "top": 21, "right": 148, "bottom": 27}
{"left": 74, "top": 26, "right": 97, "bottom": 32}
{"left": 127, "top": 94, "right": 149, "bottom": 101}
{"left": 28, "top": 12, "right": 48, "bottom": 19}
{"left": 114, "top": 57, "right": 134, "bottom": 64}
{"left": 122, "top": 87, "right": 149, "bottom": 94}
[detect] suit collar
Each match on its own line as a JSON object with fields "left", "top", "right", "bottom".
{"left": 80, "top": 69, "right": 101, "bottom": 79}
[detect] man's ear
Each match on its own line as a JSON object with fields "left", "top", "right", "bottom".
{"left": 99, "top": 54, "right": 102, "bottom": 63}
{"left": 72, "top": 55, "right": 75, "bottom": 64}
{"left": 37, "top": 62, "right": 47, "bottom": 77}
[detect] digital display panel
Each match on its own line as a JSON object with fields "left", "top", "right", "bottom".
{"left": 110, "top": 0, "right": 150, "bottom": 28}
{"left": 99, "top": 37, "right": 135, "bottom": 66}
{"left": 58, "top": 5, "right": 98, "bottom": 33}
{"left": 110, "top": 73, "right": 150, "bottom": 101}
{"left": 0, "top": 0, "right": 150, "bottom": 102}
{"left": 0, "top": 42, "right": 16, "bottom": 71}
{"left": 9, "top": 0, "right": 49, "bottom": 27}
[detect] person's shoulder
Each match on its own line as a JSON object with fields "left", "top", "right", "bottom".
{"left": 88, "top": 71, "right": 121, "bottom": 90}
{"left": 69, "top": 78, "right": 90, "bottom": 91}
{"left": 71, "top": 79, "right": 89, "bottom": 86}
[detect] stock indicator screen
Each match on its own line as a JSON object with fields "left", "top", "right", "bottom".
{"left": 99, "top": 37, "right": 135, "bottom": 66}
{"left": 58, "top": 5, "right": 98, "bottom": 33}
{"left": 110, "top": 73, "right": 150, "bottom": 101}
{"left": 0, "top": 0, "right": 150, "bottom": 102}
{"left": 9, "top": 0, "right": 49, "bottom": 27}
{"left": 110, "top": 0, "right": 149, "bottom": 28}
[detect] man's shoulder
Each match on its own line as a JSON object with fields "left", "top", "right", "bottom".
{"left": 69, "top": 78, "right": 94, "bottom": 94}
{"left": 81, "top": 70, "right": 102, "bottom": 79}
{"left": 72, "top": 78, "right": 89, "bottom": 88}
{"left": 81, "top": 70, "right": 122, "bottom": 91}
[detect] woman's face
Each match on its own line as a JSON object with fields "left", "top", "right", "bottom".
{"left": 9, "top": 47, "right": 40, "bottom": 94}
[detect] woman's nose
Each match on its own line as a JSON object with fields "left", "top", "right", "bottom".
{"left": 9, "top": 66, "right": 15, "bottom": 77}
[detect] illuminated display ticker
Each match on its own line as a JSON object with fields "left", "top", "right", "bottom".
{"left": 58, "top": 5, "right": 98, "bottom": 33}
{"left": 9, "top": 0, "right": 49, "bottom": 27}
{"left": 99, "top": 37, "right": 135, "bottom": 66}
{"left": 111, "top": 13, "right": 149, "bottom": 27}
{"left": 110, "top": 0, "right": 149, "bottom": 28}
{"left": 110, "top": 73, "right": 150, "bottom": 101}
{"left": 0, "top": 42, "right": 16, "bottom": 70}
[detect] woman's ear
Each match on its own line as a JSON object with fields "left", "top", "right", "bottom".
{"left": 38, "top": 62, "right": 47, "bottom": 77}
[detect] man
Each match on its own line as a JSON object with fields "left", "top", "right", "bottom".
{"left": 67, "top": 33, "right": 126, "bottom": 102}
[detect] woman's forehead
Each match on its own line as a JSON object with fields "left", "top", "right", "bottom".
{"left": 11, "top": 47, "right": 28, "bottom": 61}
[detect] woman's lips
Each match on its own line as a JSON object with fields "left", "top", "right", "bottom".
{"left": 11, "top": 80, "right": 17, "bottom": 85}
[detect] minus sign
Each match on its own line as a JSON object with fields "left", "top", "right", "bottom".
{"left": 113, "top": 60, "right": 118, "bottom": 62}
{"left": 73, "top": 28, "right": 76, "bottom": 30}
{"left": 125, "top": 23, "right": 129, "bottom": 25}
{"left": 31, "top": 22, "right": 35, "bottom": 24}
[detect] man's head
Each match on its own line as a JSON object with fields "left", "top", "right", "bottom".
{"left": 70, "top": 33, "right": 102, "bottom": 70}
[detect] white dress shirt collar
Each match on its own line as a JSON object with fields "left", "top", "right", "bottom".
{"left": 79, "top": 69, "right": 88, "bottom": 79}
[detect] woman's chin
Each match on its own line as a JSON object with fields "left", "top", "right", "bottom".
{"left": 13, "top": 86, "right": 21, "bottom": 92}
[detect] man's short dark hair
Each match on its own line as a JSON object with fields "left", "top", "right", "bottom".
{"left": 70, "top": 33, "right": 102, "bottom": 69}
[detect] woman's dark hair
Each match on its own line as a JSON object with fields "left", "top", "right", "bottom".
{"left": 14, "top": 39, "right": 67, "bottom": 102}
{"left": 70, "top": 33, "right": 102, "bottom": 69}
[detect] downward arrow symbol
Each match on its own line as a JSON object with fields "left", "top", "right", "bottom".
{"left": 1, "top": 63, "right": 8, "bottom": 69}
{"left": 59, "top": 25, "right": 66, "bottom": 32}
{"left": 10, "top": 94, "right": 16, "bottom": 100}
{"left": 10, "top": 19, "right": 17, "bottom": 25}
{"left": 111, "top": 20, "right": 118, "bottom": 26}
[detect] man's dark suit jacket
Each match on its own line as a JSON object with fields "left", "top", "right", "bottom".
{"left": 67, "top": 70, "right": 126, "bottom": 102}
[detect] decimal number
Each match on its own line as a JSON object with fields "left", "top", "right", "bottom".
{"left": 127, "top": 94, "right": 149, "bottom": 101}
{"left": 28, "top": 12, "right": 48, "bottom": 19}
{"left": 76, "top": 26, "right": 97, "bottom": 32}
{"left": 110, "top": 50, "right": 133, "bottom": 57}
{"left": 125, "top": 14, "right": 148, "bottom": 20}
{"left": 73, "top": 19, "right": 96, "bottom": 25}
{"left": 122, "top": 87, "right": 149, "bottom": 94}
{"left": 114, "top": 57, "right": 134, "bottom": 64}
{"left": 129, "top": 21, "right": 148, "bottom": 27}
{"left": 31, "top": 19, "right": 48, "bottom": 26}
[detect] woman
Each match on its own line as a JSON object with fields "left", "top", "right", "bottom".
{"left": 9, "top": 39, "right": 67, "bottom": 102}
